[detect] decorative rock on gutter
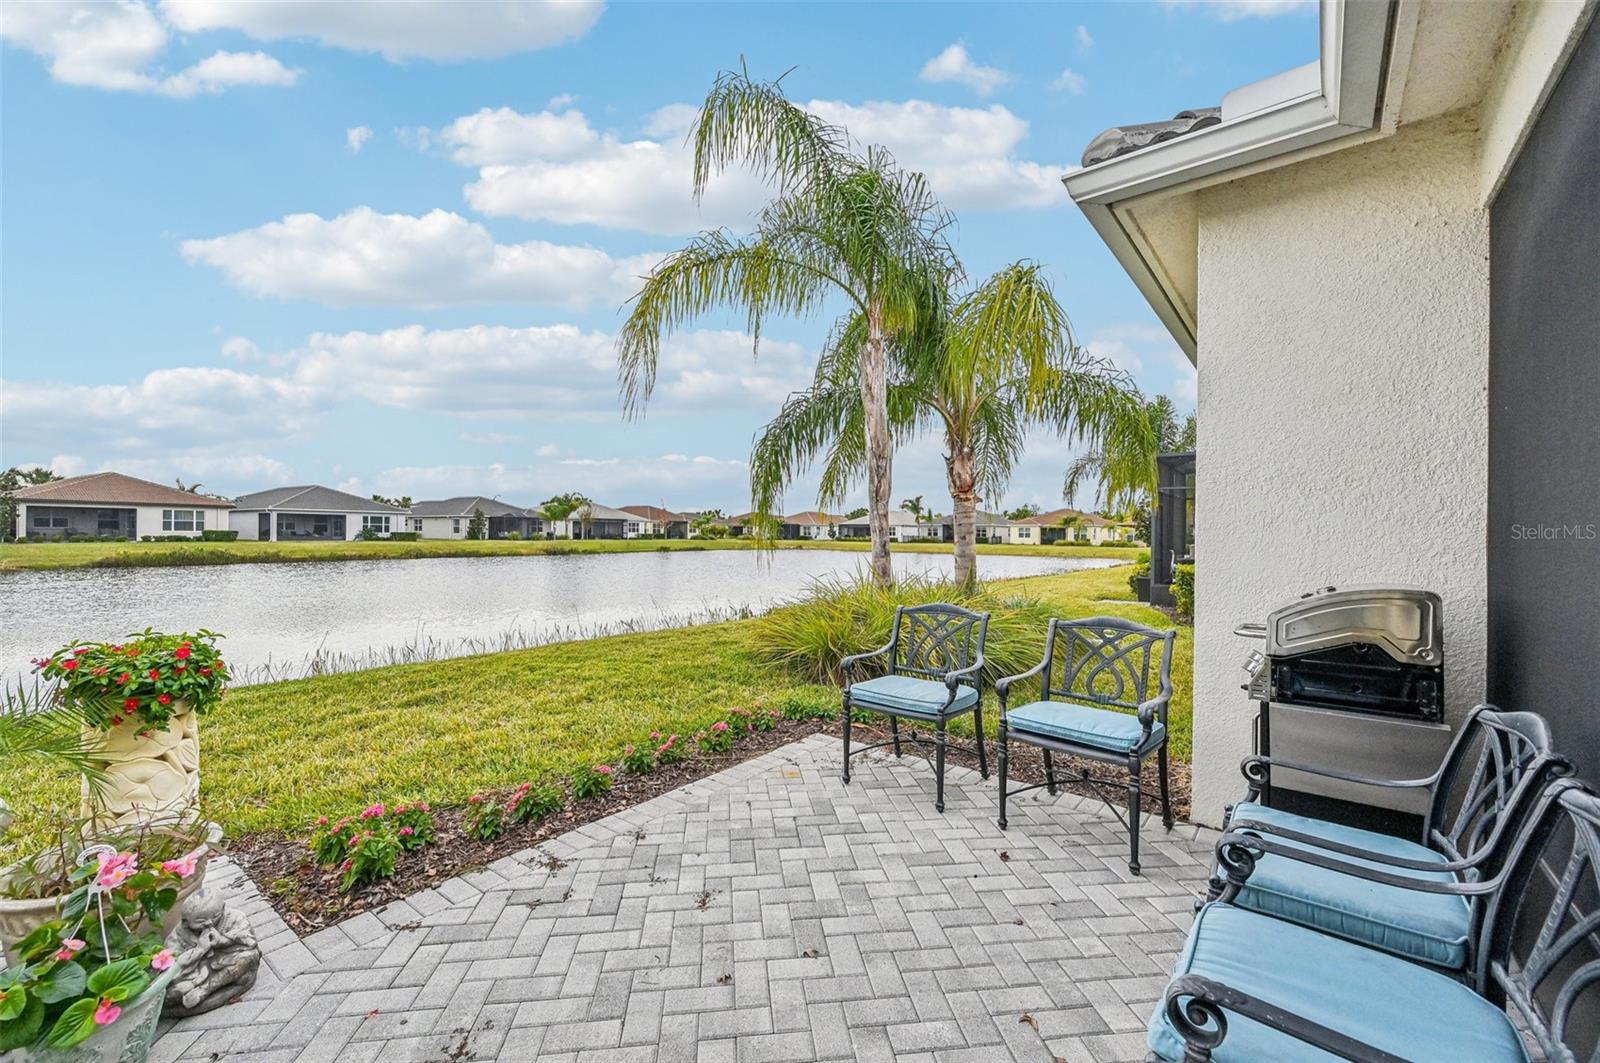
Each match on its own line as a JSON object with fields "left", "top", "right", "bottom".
{"left": 1081, "top": 106, "right": 1223, "bottom": 167}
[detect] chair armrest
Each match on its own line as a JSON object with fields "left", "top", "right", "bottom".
{"left": 1135, "top": 693, "right": 1169, "bottom": 731}
{"left": 1212, "top": 831, "right": 1501, "bottom": 901}
{"left": 1163, "top": 973, "right": 1409, "bottom": 1063}
{"left": 944, "top": 656, "right": 984, "bottom": 689}
{"left": 1224, "top": 817, "right": 1492, "bottom": 875}
{"left": 994, "top": 657, "right": 1048, "bottom": 707}
{"left": 840, "top": 640, "right": 894, "bottom": 685}
{"left": 1239, "top": 754, "right": 1438, "bottom": 804}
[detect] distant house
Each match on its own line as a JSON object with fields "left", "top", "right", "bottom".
{"left": 837, "top": 509, "right": 923, "bottom": 542}
{"left": 1013, "top": 508, "right": 1138, "bottom": 545}
{"left": 781, "top": 511, "right": 840, "bottom": 540}
{"left": 10, "top": 472, "right": 233, "bottom": 540}
{"left": 620, "top": 505, "right": 689, "bottom": 539}
{"left": 409, "top": 497, "right": 543, "bottom": 539}
{"left": 557, "top": 502, "right": 635, "bottom": 540}
{"left": 921, "top": 511, "right": 1015, "bottom": 544}
{"left": 230, "top": 486, "right": 409, "bottom": 541}
{"left": 715, "top": 512, "right": 759, "bottom": 538}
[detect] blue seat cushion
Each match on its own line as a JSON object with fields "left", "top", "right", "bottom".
{"left": 1225, "top": 801, "right": 1471, "bottom": 968}
{"left": 1005, "top": 699, "right": 1160, "bottom": 753}
{"left": 848, "top": 674, "right": 976, "bottom": 717}
{"left": 1147, "top": 903, "right": 1528, "bottom": 1063}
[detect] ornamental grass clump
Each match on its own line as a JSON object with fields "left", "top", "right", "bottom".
{"left": 507, "top": 783, "right": 562, "bottom": 825}
{"left": 0, "top": 849, "right": 192, "bottom": 1052}
{"left": 32, "top": 630, "right": 229, "bottom": 732}
{"left": 571, "top": 764, "right": 614, "bottom": 800}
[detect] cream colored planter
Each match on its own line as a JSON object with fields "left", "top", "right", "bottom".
{"left": 81, "top": 704, "right": 201, "bottom": 829}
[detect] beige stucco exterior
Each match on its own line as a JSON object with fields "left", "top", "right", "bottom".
{"left": 1188, "top": 111, "right": 1492, "bottom": 825}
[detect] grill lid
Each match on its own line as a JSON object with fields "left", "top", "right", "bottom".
{"left": 1264, "top": 586, "right": 1442, "bottom": 666}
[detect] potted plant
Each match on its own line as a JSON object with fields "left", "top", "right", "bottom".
{"left": 0, "top": 848, "right": 192, "bottom": 1061}
{"left": 32, "top": 632, "right": 230, "bottom": 829}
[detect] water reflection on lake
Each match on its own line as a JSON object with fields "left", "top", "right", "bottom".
{"left": 0, "top": 549, "right": 1123, "bottom": 681}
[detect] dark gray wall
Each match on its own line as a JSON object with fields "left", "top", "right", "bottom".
{"left": 1487, "top": 10, "right": 1600, "bottom": 785}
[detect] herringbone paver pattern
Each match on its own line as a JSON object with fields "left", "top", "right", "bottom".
{"left": 151, "top": 733, "right": 1215, "bottom": 1062}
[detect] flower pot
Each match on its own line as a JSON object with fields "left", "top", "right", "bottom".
{"left": 0, "top": 824, "right": 220, "bottom": 965}
{"left": 81, "top": 704, "right": 200, "bottom": 829}
{"left": 8, "top": 964, "right": 177, "bottom": 1063}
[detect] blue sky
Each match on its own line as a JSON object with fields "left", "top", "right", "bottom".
{"left": 1, "top": 0, "right": 1316, "bottom": 514}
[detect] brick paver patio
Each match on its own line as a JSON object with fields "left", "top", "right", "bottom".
{"left": 150, "top": 733, "right": 1216, "bottom": 1063}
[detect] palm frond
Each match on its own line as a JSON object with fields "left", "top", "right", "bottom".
{"left": 692, "top": 65, "right": 850, "bottom": 201}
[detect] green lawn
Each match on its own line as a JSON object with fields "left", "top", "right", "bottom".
{"left": 0, "top": 536, "right": 1143, "bottom": 572}
{"left": 0, "top": 565, "right": 1183, "bottom": 861}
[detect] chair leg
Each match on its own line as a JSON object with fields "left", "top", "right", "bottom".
{"left": 973, "top": 702, "right": 989, "bottom": 779}
{"left": 935, "top": 720, "right": 947, "bottom": 813}
{"left": 1043, "top": 750, "right": 1057, "bottom": 796}
{"left": 997, "top": 724, "right": 1009, "bottom": 830}
{"left": 1127, "top": 756, "right": 1142, "bottom": 876}
{"left": 1158, "top": 745, "right": 1174, "bottom": 831}
{"left": 890, "top": 715, "right": 902, "bottom": 757}
{"left": 841, "top": 692, "right": 852, "bottom": 785}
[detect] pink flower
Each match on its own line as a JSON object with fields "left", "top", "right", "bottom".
{"left": 711, "top": 721, "right": 729, "bottom": 733}
{"left": 650, "top": 730, "right": 661, "bottom": 740}
{"left": 360, "top": 802, "right": 386, "bottom": 820}
{"left": 417, "top": 801, "right": 431, "bottom": 812}
{"left": 96, "top": 851, "right": 138, "bottom": 889}
{"left": 55, "top": 938, "right": 86, "bottom": 961}
{"left": 161, "top": 854, "right": 198, "bottom": 879}
{"left": 393, "top": 803, "right": 408, "bottom": 815}
{"left": 93, "top": 1000, "right": 121, "bottom": 1026}
{"left": 595, "top": 764, "right": 613, "bottom": 776}
{"left": 340, "top": 859, "right": 353, "bottom": 872}
{"left": 399, "top": 826, "right": 415, "bottom": 837}
{"left": 150, "top": 949, "right": 174, "bottom": 971}
{"left": 468, "top": 794, "right": 483, "bottom": 804}
{"left": 316, "top": 816, "right": 329, "bottom": 826}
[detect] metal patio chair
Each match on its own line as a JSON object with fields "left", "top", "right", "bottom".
{"left": 996, "top": 616, "right": 1177, "bottom": 874}
{"left": 840, "top": 603, "right": 989, "bottom": 813}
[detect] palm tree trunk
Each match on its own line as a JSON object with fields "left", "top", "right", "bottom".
{"left": 861, "top": 300, "right": 894, "bottom": 587}
{"left": 947, "top": 443, "right": 979, "bottom": 586}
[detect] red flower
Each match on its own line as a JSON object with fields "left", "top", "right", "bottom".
{"left": 111, "top": 715, "right": 124, "bottom": 726}
{"left": 157, "top": 693, "right": 173, "bottom": 706}
{"left": 124, "top": 697, "right": 140, "bottom": 711}
{"left": 73, "top": 647, "right": 90, "bottom": 656}
{"left": 198, "top": 666, "right": 212, "bottom": 676}
{"left": 147, "top": 668, "right": 160, "bottom": 680}
{"left": 175, "top": 665, "right": 186, "bottom": 673}
{"left": 175, "top": 645, "right": 192, "bottom": 660}
{"left": 61, "top": 659, "right": 79, "bottom": 671}
{"left": 117, "top": 672, "right": 132, "bottom": 684}
{"left": 92, "top": 666, "right": 109, "bottom": 676}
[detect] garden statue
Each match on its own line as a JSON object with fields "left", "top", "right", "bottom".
{"left": 164, "top": 887, "right": 261, "bottom": 1016}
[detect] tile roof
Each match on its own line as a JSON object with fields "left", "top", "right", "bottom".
{"left": 13, "top": 471, "right": 234, "bottom": 508}
{"left": 619, "top": 505, "right": 688, "bottom": 523}
{"left": 783, "top": 511, "right": 840, "bottom": 525}
{"left": 1014, "top": 507, "right": 1133, "bottom": 527}
{"left": 840, "top": 509, "right": 921, "bottom": 526}
{"left": 1081, "top": 106, "right": 1222, "bottom": 167}
{"left": 570, "top": 502, "right": 637, "bottom": 522}
{"left": 409, "top": 496, "right": 529, "bottom": 518}
{"left": 233, "top": 485, "right": 409, "bottom": 513}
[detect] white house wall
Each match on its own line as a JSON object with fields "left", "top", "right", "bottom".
{"left": 18, "top": 502, "right": 228, "bottom": 539}
{"left": 1189, "top": 110, "right": 1490, "bottom": 827}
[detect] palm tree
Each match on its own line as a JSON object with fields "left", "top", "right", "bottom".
{"left": 1064, "top": 394, "right": 1194, "bottom": 510}
{"left": 901, "top": 495, "right": 927, "bottom": 524}
{"left": 539, "top": 493, "right": 589, "bottom": 539}
{"left": 750, "top": 262, "right": 1156, "bottom": 584}
{"left": 616, "top": 66, "right": 959, "bottom": 587}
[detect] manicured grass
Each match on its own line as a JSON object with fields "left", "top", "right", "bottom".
{"left": 0, "top": 536, "right": 1144, "bottom": 572}
{"left": 0, "top": 565, "right": 1184, "bottom": 862}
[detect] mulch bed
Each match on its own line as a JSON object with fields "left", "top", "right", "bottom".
{"left": 231, "top": 717, "right": 1192, "bottom": 937}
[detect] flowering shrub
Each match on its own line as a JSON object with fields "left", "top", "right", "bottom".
{"left": 698, "top": 720, "right": 733, "bottom": 754}
{"left": 653, "top": 731, "right": 687, "bottom": 766}
{"left": 32, "top": 630, "right": 229, "bottom": 732}
{"left": 751, "top": 708, "right": 780, "bottom": 733}
{"left": 339, "top": 830, "right": 399, "bottom": 893}
{"left": 309, "top": 817, "right": 358, "bottom": 866}
{"left": 508, "top": 784, "right": 563, "bottom": 824}
{"left": 0, "top": 850, "right": 190, "bottom": 1052}
{"left": 620, "top": 744, "right": 655, "bottom": 774}
{"left": 463, "top": 794, "right": 506, "bottom": 841}
{"left": 390, "top": 802, "right": 434, "bottom": 850}
{"left": 725, "top": 707, "right": 752, "bottom": 736}
{"left": 571, "top": 764, "right": 614, "bottom": 800}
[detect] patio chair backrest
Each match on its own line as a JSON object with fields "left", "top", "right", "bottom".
{"left": 1426, "top": 707, "right": 1567, "bottom": 870}
{"left": 1476, "top": 781, "right": 1600, "bottom": 1060}
{"left": 1043, "top": 617, "right": 1176, "bottom": 721}
{"left": 890, "top": 604, "right": 988, "bottom": 683}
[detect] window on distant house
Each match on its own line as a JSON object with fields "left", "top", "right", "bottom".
{"left": 452, "top": 518, "right": 461, "bottom": 534}
{"left": 32, "top": 511, "right": 70, "bottom": 530}
{"left": 626, "top": 522, "right": 640, "bottom": 535}
{"left": 363, "top": 515, "right": 391, "bottom": 534}
{"left": 412, "top": 518, "right": 423, "bottom": 532}
{"left": 163, "top": 509, "right": 201, "bottom": 532}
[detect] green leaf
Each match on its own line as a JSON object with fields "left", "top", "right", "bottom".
{"left": 12, "top": 922, "right": 62, "bottom": 961}
{"left": 45, "top": 996, "right": 99, "bottom": 1049}
{"left": 34, "top": 961, "right": 86, "bottom": 1004}
{"left": 0, "top": 983, "right": 25, "bottom": 1021}
{"left": 0, "top": 994, "right": 45, "bottom": 1052}
{"left": 85, "top": 957, "right": 143, "bottom": 997}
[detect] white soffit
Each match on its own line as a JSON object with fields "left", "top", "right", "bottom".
{"left": 1062, "top": 0, "right": 1404, "bottom": 359}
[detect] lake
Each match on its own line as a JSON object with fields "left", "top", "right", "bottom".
{"left": 0, "top": 550, "right": 1122, "bottom": 682}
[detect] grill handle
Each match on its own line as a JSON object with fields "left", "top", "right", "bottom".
{"left": 1234, "top": 623, "right": 1267, "bottom": 640}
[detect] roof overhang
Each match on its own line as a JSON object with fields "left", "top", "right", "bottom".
{"left": 1062, "top": 0, "right": 1406, "bottom": 360}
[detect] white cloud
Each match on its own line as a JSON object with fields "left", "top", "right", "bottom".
{"left": 460, "top": 431, "right": 526, "bottom": 446}
{"left": 1085, "top": 324, "right": 1196, "bottom": 406}
{"left": 1051, "top": 68, "right": 1087, "bottom": 96}
{"left": 1074, "top": 24, "right": 1094, "bottom": 52}
{"left": 346, "top": 124, "right": 374, "bottom": 153}
{"left": 918, "top": 43, "right": 1010, "bottom": 97}
{"left": 547, "top": 92, "right": 578, "bottom": 110}
{"left": 180, "top": 207, "right": 661, "bottom": 309}
{"left": 535, "top": 444, "right": 561, "bottom": 458}
{"left": 0, "top": 1, "right": 298, "bottom": 96}
{"left": 365, "top": 452, "right": 749, "bottom": 506}
{"left": 446, "top": 99, "right": 1070, "bottom": 231}
{"left": 1164, "top": 0, "right": 1316, "bottom": 21}
{"left": 158, "top": 0, "right": 604, "bottom": 61}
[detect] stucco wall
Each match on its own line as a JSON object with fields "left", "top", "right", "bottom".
{"left": 1189, "top": 111, "right": 1490, "bottom": 826}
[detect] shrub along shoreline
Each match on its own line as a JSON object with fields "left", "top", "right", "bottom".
{"left": 0, "top": 536, "right": 1143, "bottom": 572}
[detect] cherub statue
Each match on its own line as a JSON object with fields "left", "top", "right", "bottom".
{"left": 164, "top": 888, "right": 261, "bottom": 1016}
